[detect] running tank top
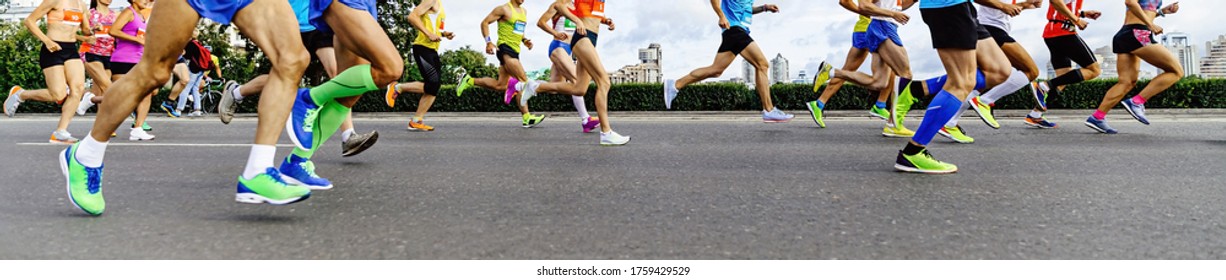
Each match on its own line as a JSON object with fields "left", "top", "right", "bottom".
{"left": 552, "top": 16, "right": 577, "bottom": 41}
{"left": 1137, "top": 0, "right": 1162, "bottom": 12}
{"left": 496, "top": 2, "right": 527, "bottom": 53}
{"left": 720, "top": 0, "right": 753, "bottom": 32}
{"left": 977, "top": 0, "right": 1014, "bottom": 32}
{"left": 870, "top": 0, "right": 902, "bottom": 26}
{"left": 291, "top": 0, "right": 314, "bottom": 32}
{"left": 83, "top": 8, "right": 116, "bottom": 56}
{"left": 919, "top": 0, "right": 967, "bottom": 9}
{"left": 112, "top": 7, "right": 145, "bottom": 64}
{"left": 412, "top": 1, "right": 445, "bottom": 50}
{"left": 571, "top": 0, "right": 605, "bottom": 20}
{"left": 1043, "top": 0, "right": 1082, "bottom": 38}
{"left": 853, "top": 15, "right": 870, "bottom": 33}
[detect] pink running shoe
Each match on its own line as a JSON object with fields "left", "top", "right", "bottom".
{"left": 582, "top": 117, "right": 600, "bottom": 133}
{"left": 505, "top": 77, "right": 520, "bottom": 105}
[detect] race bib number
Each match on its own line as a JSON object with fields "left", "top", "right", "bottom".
{"left": 513, "top": 21, "right": 526, "bottom": 35}
{"left": 63, "top": 8, "right": 83, "bottom": 26}
{"left": 96, "top": 25, "right": 112, "bottom": 37}
{"left": 563, "top": 19, "right": 577, "bottom": 33}
{"left": 592, "top": 0, "right": 606, "bottom": 17}
{"left": 137, "top": 27, "right": 146, "bottom": 39}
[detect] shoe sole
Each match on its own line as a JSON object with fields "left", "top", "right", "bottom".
{"left": 286, "top": 117, "right": 310, "bottom": 151}
{"left": 600, "top": 137, "right": 631, "bottom": 146}
{"left": 129, "top": 136, "right": 155, "bottom": 141}
{"left": 1120, "top": 101, "right": 1150, "bottom": 125}
{"left": 937, "top": 130, "right": 974, "bottom": 144}
{"left": 235, "top": 192, "right": 311, "bottom": 205}
{"left": 894, "top": 163, "right": 958, "bottom": 174}
{"left": 763, "top": 117, "right": 794, "bottom": 123}
{"left": 881, "top": 132, "right": 912, "bottom": 138}
{"left": 1023, "top": 120, "right": 1056, "bottom": 129}
{"left": 60, "top": 148, "right": 98, "bottom": 215}
{"left": 281, "top": 175, "right": 333, "bottom": 191}
{"left": 1083, "top": 121, "right": 1115, "bottom": 134}
{"left": 969, "top": 99, "right": 1000, "bottom": 129}
{"left": 342, "top": 132, "right": 379, "bottom": 157}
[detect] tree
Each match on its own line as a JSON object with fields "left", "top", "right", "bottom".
{"left": 440, "top": 46, "right": 498, "bottom": 84}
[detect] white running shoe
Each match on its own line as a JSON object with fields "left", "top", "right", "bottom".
{"left": 518, "top": 80, "right": 538, "bottom": 107}
{"left": 50, "top": 130, "right": 78, "bottom": 144}
{"left": 129, "top": 127, "right": 155, "bottom": 141}
{"left": 600, "top": 130, "right": 631, "bottom": 146}
{"left": 663, "top": 78, "right": 679, "bottom": 109}
{"left": 188, "top": 111, "right": 203, "bottom": 118}
{"left": 77, "top": 92, "right": 95, "bottom": 116}
{"left": 5, "top": 86, "right": 23, "bottom": 117}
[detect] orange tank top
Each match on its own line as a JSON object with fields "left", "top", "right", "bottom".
{"left": 570, "top": 0, "right": 605, "bottom": 19}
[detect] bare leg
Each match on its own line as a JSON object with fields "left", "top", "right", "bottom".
{"left": 818, "top": 47, "right": 868, "bottom": 104}
{"left": 571, "top": 38, "right": 612, "bottom": 132}
{"left": 1132, "top": 45, "right": 1184, "bottom": 100}
{"left": 167, "top": 63, "right": 189, "bottom": 102}
{"left": 974, "top": 38, "right": 1011, "bottom": 88}
{"left": 740, "top": 42, "right": 774, "bottom": 111}
{"left": 1098, "top": 54, "right": 1140, "bottom": 113}
{"left": 675, "top": 51, "right": 736, "bottom": 90}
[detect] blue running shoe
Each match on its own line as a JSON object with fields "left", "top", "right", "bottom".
{"left": 1121, "top": 98, "right": 1150, "bottom": 125}
{"left": 286, "top": 88, "right": 319, "bottom": 151}
{"left": 1084, "top": 117, "right": 1118, "bottom": 134}
{"left": 278, "top": 154, "right": 333, "bottom": 190}
{"left": 160, "top": 101, "right": 181, "bottom": 118}
{"left": 1024, "top": 116, "right": 1058, "bottom": 129}
{"left": 1031, "top": 82, "right": 1051, "bottom": 111}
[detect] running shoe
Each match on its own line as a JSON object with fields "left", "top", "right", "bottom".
{"left": 882, "top": 125, "right": 915, "bottom": 138}
{"left": 219, "top": 80, "right": 240, "bottom": 124}
{"left": 763, "top": 107, "right": 794, "bottom": 123}
{"left": 504, "top": 77, "right": 520, "bottom": 105}
{"left": 1084, "top": 117, "right": 1118, "bottom": 134}
{"left": 805, "top": 101, "right": 825, "bottom": 128}
{"left": 129, "top": 127, "right": 155, "bottom": 141}
{"left": 455, "top": 73, "right": 474, "bottom": 97}
{"left": 279, "top": 154, "right": 333, "bottom": 190}
{"left": 235, "top": 168, "right": 311, "bottom": 205}
{"left": 187, "top": 111, "right": 203, "bottom": 118}
{"left": 76, "top": 92, "right": 95, "bottom": 116}
{"left": 938, "top": 125, "right": 974, "bottom": 144}
{"left": 1121, "top": 98, "right": 1150, "bottom": 125}
{"left": 581, "top": 116, "right": 600, "bottom": 133}
{"left": 522, "top": 114, "right": 546, "bottom": 128}
{"left": 894, "top": 149, "right": 958, "bottom": 174}
{"left": 60, "top": 143, "right": 105, "bottom": 216}
{"left": 385, "top": 83, "right": 398, "bottom": 107}
{"left": 812, "top": 61, "right": 833, "bottom": 93}
{"left": 5, "top": 86, "right": 22, "bottom": 117}
{"left": 600, "top": 130, "right": 631, "bottom": 146}
{"left": 869, "top": 105, "right": 889, "bottom": 120}
{"left": 50, "top": 130, "right": 79, "bottom": 144}
{"left": 1023, "top": 116, "right": 1058, "bottom": 129}
{"left": 518, "top": 80, "right": 537, "bottom": 107}
{"left": 663, "top": 78, "right": 679, "bottom": 109}
{"left": 407, "top": 119, "right": 435, "bottom": 131}
{"left": 286, "top": 88, "right": 319, "bottom": 151}
{"left": 1031, "top": 81, "right": 1051, "bottom": 111}
{"left": 969, "top": 96, "right": 1000, "bottom": 129}
{"left": 160, "top": 101, "right": 181, "bottom": 118}
{"left": 130, "top": 121, "right": 152, "bottom": 131}
{"left": 341, "top": 130, "right": 379, "bottom": 157}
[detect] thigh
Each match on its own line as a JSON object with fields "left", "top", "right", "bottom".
{"left": 232, "top": 0, "right": 311, "bottom": 69}
{"left": 322, "top": 0, "right": 399, "bottom": 69}
{"left": 42, "top": 66, "right": 68, "bottom": 94}
{"left": 842, "top": 47, "right": 869, "bottom": 70}
{"left": 63, "top": 59, "right": 87, "bottom": 89}
{"left": 572, "top": 39, "right": 609, "bottom": 79}
{"left": 1133, "top": 45, "right": 1181, "bottom": 73}
{"left": 1000, "top": 43, "right": 1038, "bottom": 74}
{"left": 1115, "top": 53, "right": 1141, "bottom": 81}
{"left": 138, "top": 0, "right": 201, "bottom": 79}
{"left": 739, "top": 42, "right": 768, "bottom": 70}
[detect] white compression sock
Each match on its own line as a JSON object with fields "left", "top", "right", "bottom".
{"left": 980, "top": 69, "right": 1030, "bottom": 104}
{"left": 242, "top": 145, "right": 277, "bottom": 180}
{"left": 341, "top": 128, "right": 355, "bottom": 142}
{"left": 75, "top": 134, "right": 108, "bottom": 167}
{"left": 572, "top": 96, "right": 590, "bottom": 120}
{"left": 945, "top": 90, "right": 980, "bottom": 127}
{"left": 232, "top": 86, "right": 245, "bottom": 101}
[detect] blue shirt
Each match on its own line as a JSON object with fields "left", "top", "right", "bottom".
{"left": 919, "top": 0, "right": 970, "bottom": 9}
{"left": 291, "top": 0, "right": 314, "bottom": 32}
{"left": 721, "top": 0, "right": 754, "bottom": 33}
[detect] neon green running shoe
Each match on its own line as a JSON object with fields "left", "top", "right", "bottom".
{"left": 235, "top": 167, "right": 311, "bottom": 205}
{"left": 455, "top": 74, "right": 474, "bottom": 97}
{"left": 969, "top": 96, "right": 1000, "bottom": 129}
{"left": 812, "top": 61, "right": 833, "bottom": 93}
{"left": 869, "top": 105, "right": 889, "bottom": 120}
{"left": 60, "top": 143, "right": 105, "bottom": 216}
{"left": 895, "top": 149, "right": 958, "bottom": 174}
{"left": 805, "top": 101, "right": 826, "bottom": 128}
{"left": 522, "top": 113, "right": 546, "bottom": 128}
{"left": 882, "top": 124, "right": 915, "bottom": 138}
{"left": 938, "top": 125, "right": 975, "bottom": 144}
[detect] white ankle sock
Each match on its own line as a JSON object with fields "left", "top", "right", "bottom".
{"left": 75, "top": 135, "right": 108, "bottom": 167}
{"left": 1028, "top": 110, "right": 1044, "bottom": 118}
{"left": 242, "top": 145, "right": 276, "bottom": 180}
{"left": 232, "top": 86, "right": 245, "bottom": 101}
{"left": 980, "top": 69, "right": 1030, "bottom": 104}
{"left": 341, "top": 128, "right": 356, "bottom": 142}
{"left": 945, "top": 91, "right": 979, "bottom": 127}
{"left": 572, "top": 96, "right": 590, "bottom": 119}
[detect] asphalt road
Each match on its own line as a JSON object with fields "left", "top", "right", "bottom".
{"left": 1, "top": 111, "right": 1225, "bottom": 259}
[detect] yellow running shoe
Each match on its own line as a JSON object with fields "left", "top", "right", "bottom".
{"left": 882, "top": 125, "right": 914, "bottom": 138}
{"left": 938, "top": 125, "right": 974, "bottom": 144}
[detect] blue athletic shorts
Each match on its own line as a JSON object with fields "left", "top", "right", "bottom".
{"left": 851, "top": 32, "right": 870, "bottom": 50}
{"left": 187, "top": 0, "right": 253, "bottom": 25}
{"left": 865, "top": 20, "right": 903, "bottom": 53}
{"left": 549, "top": 40, "right": 572, "bottom": 56}
{"left": 309, "top": 0, "right": 378, "bottom": 33}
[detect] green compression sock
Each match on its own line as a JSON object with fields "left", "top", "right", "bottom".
{"left": 309, "top": 64, "right": 378, "bottom": 104}
{"left": 291, "top": 101, "right": 352, "bottom": 159}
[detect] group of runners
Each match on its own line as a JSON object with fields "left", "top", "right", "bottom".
{"left": 0, "top": 0, "right": 1186, "bottom": 216}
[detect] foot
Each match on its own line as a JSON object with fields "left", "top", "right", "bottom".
{"left": 455, "top": 73, "right": 474, "bottom": 97}
{"left": 868, "top": 105, "right": 889, "bottom": 120}
{"left": 160, "top": 101, "right": 181, "bottom": 118}
{"left": 518, "top": 80, "right": 538, "bottom": 107}
{"left": 600, "top": 130, "right": 631, "bottom": 146}
{"left": 235, "top": 168, "right": 312, "bottom": 205}
{"left": 969, "top": 96, "right": 1000, "bottom": 129}
{"left": 812, "top": 61, "right": 833, "bottom": 93}
{"left": 50, "top": 130, "right": 79, "bottom": 144}
{"left": 1084, "top": 117, "right": 1118, "bottom": 134}
{"left": 385, "top": 82, "right": 399, "bottom": 107}
{"left": 187, "top": 110, "right": 203, "bottom": 118}
{"left": 278, "top": 154, "right": 333, "bottom": 190}
{"left": 505, "top": 77, "right": 520, "bottom": 105}
{"left": 581, "top": 116, "right": 600, "bottom": 133}
{"left": 286, "top": 88, "right": 320, "bottom": 151}
{"left": 341, "top": 130, "right": 379, "bottom": 157}
{"left": 76, "top": 92, "right": 95, "bottom": 116}
{"left": 1121, "top": 98, "right": 1150, "bottom": 125}
{"left": 60, "top": 143, "right": 105, "bottom": 216}
{"left": 1023, "top": 116, "right": 1058, "bottom": 129}
{"left": 882, "top": 125, "right": 915, "bottom": 138}
{"left": 938, "top": 125, "right": 974, "bottom": 144}
{"left": 407, "top": 119, "right": 435, "bottom": 131}
{"left": 128, "top": 127, "right": 155, "bottom": 141}
{"left": 5, "top": 86, "right": 23, "bottom": 117}
{"left": 805, "top": 101, "right": 825, "bottom": 128}
{"left": 663, "top": 78, "right": 679, "bottom": 109}
{"left": 522, "top": 114, "right": 546, "bottom": 128}
{"left": 895, "top": 149, "right": 958, "bottom": 174}
{"left": 1031, "top": 82, "right": 1051, "bottom": 111}
{"left": 218, "top": 80, "right": 240, "bottom": 124}
{"left": 763, "top": 107, "right": 795, "bottom": 123}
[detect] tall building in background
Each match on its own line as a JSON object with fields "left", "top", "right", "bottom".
{"left": 742, "top": 59, "right": 755, "bottom": 85}
{"left": 1161, "top": 32, "right": 1199, "bottom": 77}
{"left": 770, "top": 54, "right": 788, "bottom": 84}
{"left": 1093, "top": 46, "right": 1118, "bottom": 79}
{"left": 1201, "top": 35, "right": 1226, "bottom": 78}
{"left": 611, "top": 43, "right": 662, "bottom": 84}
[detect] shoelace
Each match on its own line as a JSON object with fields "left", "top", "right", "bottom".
{"left": 85, "top": 166, "right": 103, "bottom": 194}
{"left": 303, "top": 106, "right": 319, "bottom": 133}
{"left": 264, "top": 168, "right": 290, "bottom": 185}
{"left": 299, "top": 161, "right": 320, "bottom": 179}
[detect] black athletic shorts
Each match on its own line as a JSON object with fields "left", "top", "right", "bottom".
{"left": 496, "top": 43, "right": 519, "bottom": 66}
{"left": 1113, "top": 24, "right": 1156, "bottom": 54}
{"left": 1044, "top": 34, "right": 1096, "bottom": 69}
{"left": 717, "top": 26, "right": 754, "bottom": 55}
{"left": 984, "top": 25, "right": 1015, "bottom": 46}
{"left": 570, "top": 30, "right": 599, "bottom": 47}
{"left": 411, "top": 45, "right": 441, "bottom": 96}
{"left": 39, "top": 41, "right": 80, "bottom": 69}
{"left": 920, "top": 2, "right": 979, "bottom": 50}
{"left": 112, "top": 62, "right": 136, "bottom": 75}
{"left": 301, "top": 30, "right": 335, "bottom": 53}
{"left": 84, "top": 53, "right": 111, "bottom": 69}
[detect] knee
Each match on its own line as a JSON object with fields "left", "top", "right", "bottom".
{"left": 868, "top": 80, "right": 889, "bottom": 91}
{"left": 1023, "top": 68, "right": 1041, "bottom": 81}
{"left": 425, "top": 79, "right": 441, "bottom": 96}
{"left": 1118, "top": 77, "right": 1139, "bottom": 86}
{"left": 1168, "top": 66, "right": 1185, "bottom": 77}
{"left": 372, "top": 60, "right": 405, "bottom": 86}
{"left": 273, "top": 49, "right": 311, "bottom": 78}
